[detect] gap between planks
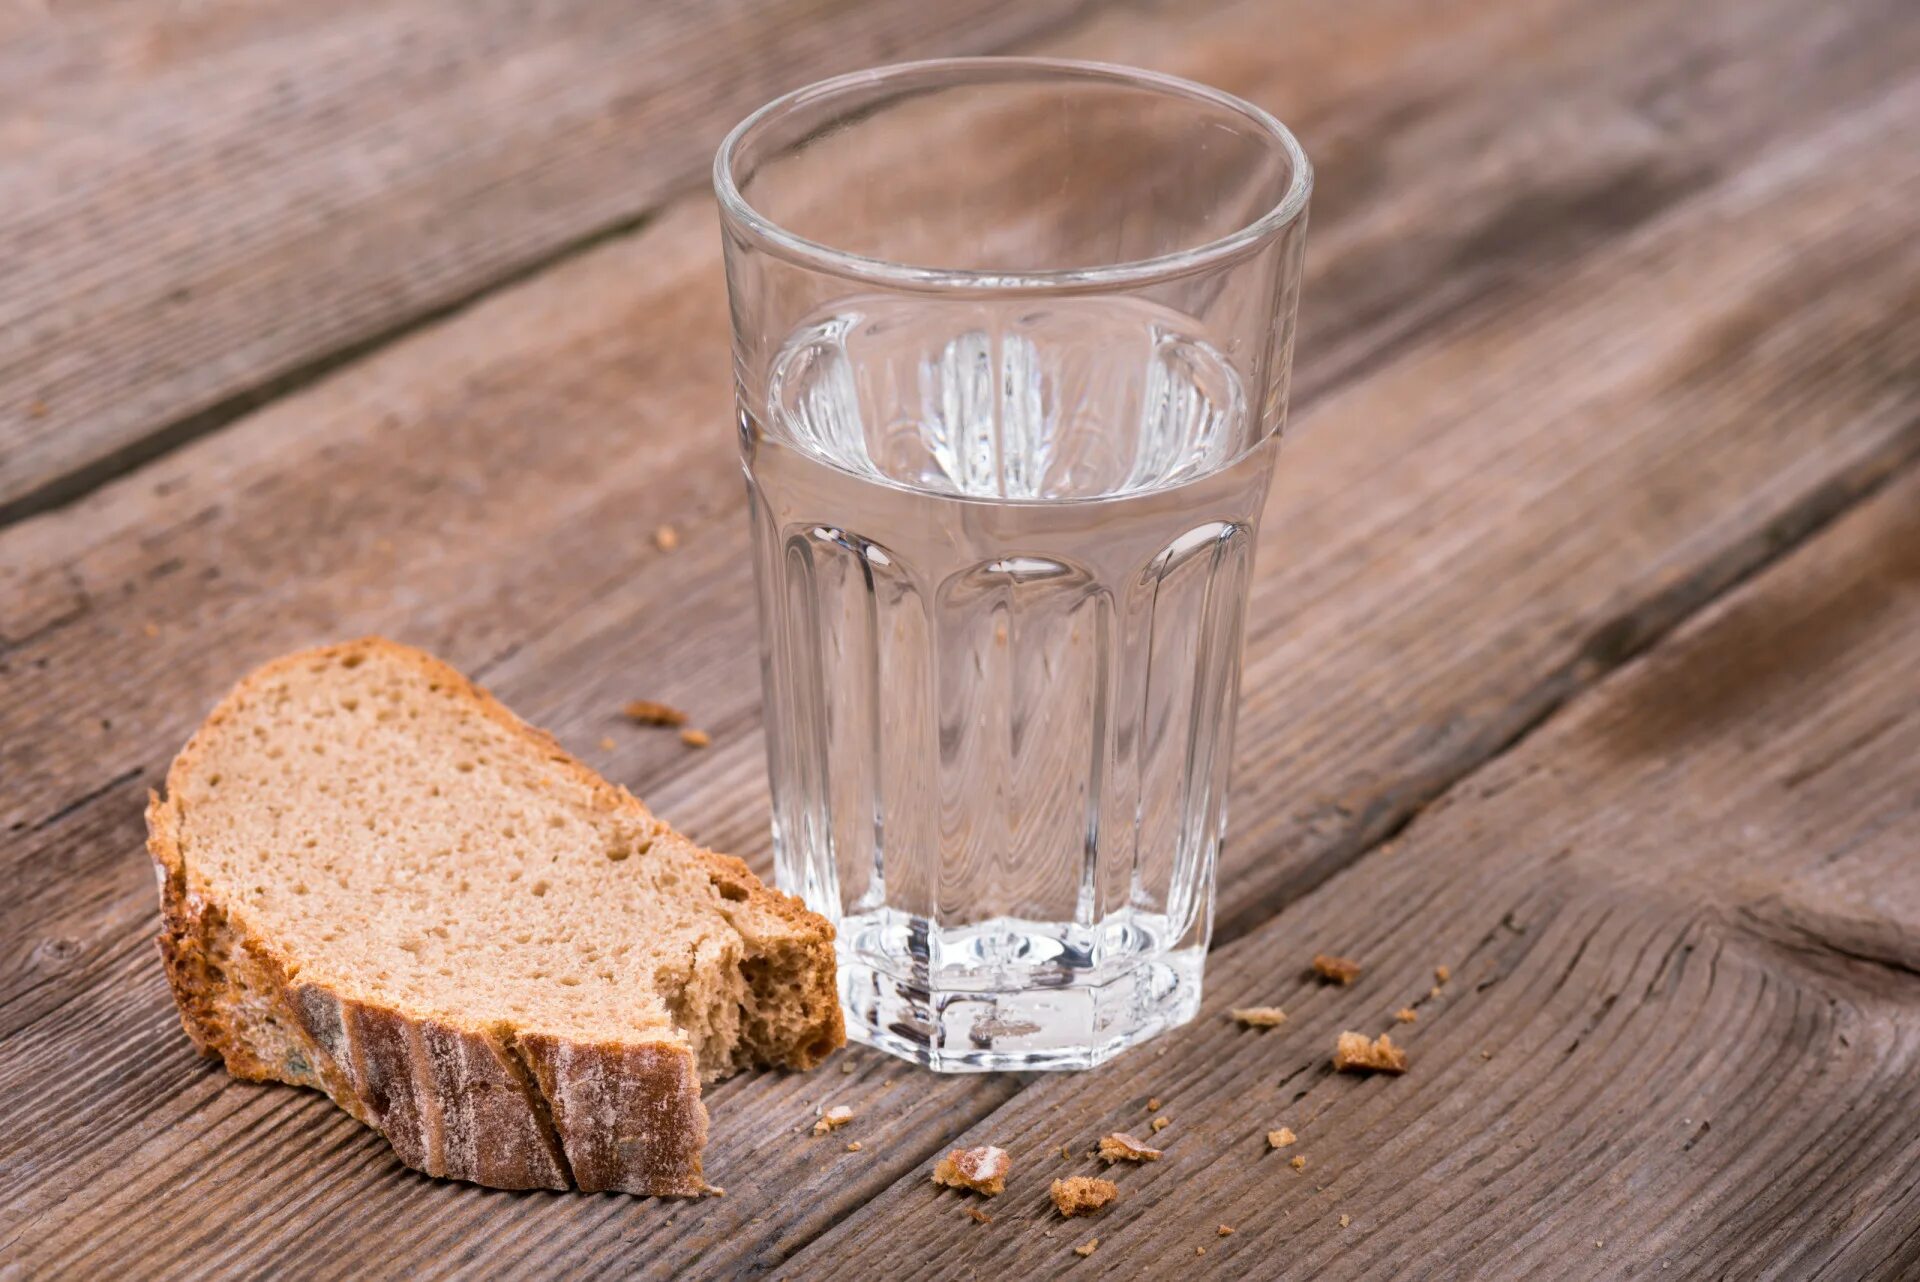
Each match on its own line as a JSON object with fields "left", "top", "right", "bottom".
{"left": 0, "top": 207, "right": 662, "bottom": 530}
{"left": 1209, "top": 436, "right": 1920, "bottom": 951}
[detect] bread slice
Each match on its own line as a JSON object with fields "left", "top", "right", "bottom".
{"left": 147, "top": 638, "right": 842, "bottom": 1195}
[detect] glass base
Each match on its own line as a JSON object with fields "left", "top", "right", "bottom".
{"left": 837, "top": 942, "right": 1205, "bottom": 1072}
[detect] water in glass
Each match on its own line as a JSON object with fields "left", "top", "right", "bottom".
{"left": 744, "top": 294, "right": 1275, "bottom": 1069}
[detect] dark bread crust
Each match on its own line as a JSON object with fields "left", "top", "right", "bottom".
{"left": 147, "top": 637, "right": 843, "bottom": 1196}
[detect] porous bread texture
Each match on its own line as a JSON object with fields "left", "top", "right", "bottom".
{"left": 148, "top": 638, "right": 842, "bottom": 1195}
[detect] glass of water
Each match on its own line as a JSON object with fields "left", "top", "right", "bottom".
{"left": 715, "top": 59, "right": 1310, "bottom": 1070}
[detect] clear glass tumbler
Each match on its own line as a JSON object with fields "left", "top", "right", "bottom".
{"left": 715, "top": 58, "right": 1310, "bottom": 1070}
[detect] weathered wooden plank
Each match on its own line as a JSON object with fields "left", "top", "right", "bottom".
{"left": 0, "top": 0, "right": 1096, "bottom": 523}
{"left": 1, "top": 0, "right": 1916, "bottom": 1276}
{"left": 789, "top": 464, "right": 1920, "bottom": 1278}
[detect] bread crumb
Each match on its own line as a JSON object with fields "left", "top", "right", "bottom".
{"left": 1290, "top": 1155, "right": 1307, "bottom": 1170}
{"left": 1312, "top": 954, "right": 1362, "bottom": 984}
{"left": 1196, "top": 1246, "right": 1207, "bottom": 1256}
{"left": 1147, "top": 1097, "right": 1161, "bottom": 1112}
{"left": 845, "top": 1141, "right": 862, "bottom": 1152}
{"left": 653, "top": 524, "right": 680, "bottom": 551}
{"left": 622, "top": 699, "right": 688, "bottom": 727}
{"left": 1230, "top": 1006, "right": 1287, "bottom": 1028}
{"left": 598, "top": 736, "right": 616, "bottom": 751}
{"left": 966, "top": 1206, "right": 992, "bottom": 1225}
{"left": 1059, "top": 1144, "right": 1075, "bottom": 1160}
{"left": 143, "top": 622, "right": 160, "bottom": 638}
{"left": 840, "top": 1061, "right": 856, "bottom": 1074}
{"left": 1333, "top": 1031, "right": 1409, "bottom": 1074}
{"left": 1481, "top": 1049, "right": 1493, "bottom": 1060}
{"left": 812, "top": 1105, "right": 853, "bottom": 1135}
{"left": 679, "top": 727, "right": 712, "bottom": 749}
{"left": 1267, "top": 1127, "right": 1297, "bottom": 1149}
{"left": 1217, "top": 1225, "right": 1234, "bottom": 1237}
{"left": 1097, "top": 1133, "right": 1162, "bottom": 1163}
{"left": 27, "top": 400, "right": 48, "bottom": 418}
{"left": 1340, "top": 1214, "right": 1351, "bottom": 1228}
{"left": 1396, "top": 1007, "right": 1418, "bottom": 1023}
{"left": 1151, "top": 1116, "right": 1170, "bottom": 1133}
{"left": 1435, "top": 964, "right": 1451, "bottom": 983}
{"left": 1430, "top": 985, "right": 1444, "bottom": 998}
{"left": 1051, "top": 1176, "right": 1118, "bottom": 1217}
{"left": 934, "top": 1146, "right": 1010, "bottom": 1195}
{"left": 1073, "top": 1239, "right": 1098, "bottom": 1257}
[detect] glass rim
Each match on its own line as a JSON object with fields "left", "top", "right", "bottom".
{"left": 713, "top": 56, "right": 1313, "bottom": 293}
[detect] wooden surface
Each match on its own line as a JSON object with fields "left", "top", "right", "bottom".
{"left": 0, "top": 0, "right": 1094, "bottom": 524}
{"left": 1, "top": 0, "right": 1915, "bottom": 1276}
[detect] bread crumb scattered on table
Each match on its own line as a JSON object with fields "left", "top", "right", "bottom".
{"left": 1217, "top": 1224, "right": 1235, "bottom": 1237}
{"left": 1434, "top": 964, "right": 1451, "bottom": 983}
{"left": 1430, "top": 985, "right": 1444, "bottom": 998}
{"left": 1333, "top": 1030, "right": 1409, "bottom": 1074}
{"left": 623, "top": 699, "right": 688, "bottom": 726}
{"left": 1097, "top": 1133, "right": 1162, "bottom": 1163}
{"left": 653, "top": 524, "right": 680, "bottom": 551}
{"left": 1151, "top": 1116, "right": 1170, "bottom": 1133}
{"left": 967, "top": 1206, "right": 992, "bottom": 1225}
{"left": 840, "top": 1061, "right": 856, "bottom": 1074}
{"left": 599, "top": 736, "right": 616, "bottom": 751}
{"left": 1230, "top": 1006, "right": 1287, "bottom": 1027}
{"left": 1313, "top": 954, "right": 1362, "bottom": 984}
{"left": 934, "top": 1146, "right": 1009, "bottom": 1195}
{"left": 845, "top": 1140, "right": 862, "bottom": 1152}
{"left": 1267, "top": 1127, "right": 1297, "bottom": 1149}
{"left": 1147, "top": 1096, "right": 1161, "bottom": 1112}
{"left": 1290, "top": 1155, "right": 1307, "bottom": 1170}
{"left": 1396, "top": 1007, "right": 1418, "bottom": 1023}
{"left": 679, "top": 727, "right": 712, "bottom": 748}
{"left": 1340, "top": 1214, "right": 1351, "bottom": 1228}
{"left": 812, "top": 1105, "right": 853, "bottom": 1135}
{"left": 1051, "top": 1176, "right": 1118, "bottom": 1217}
{"left": 1073, "top": 1239, "right": 1098, "bottom": 1257}
{"left": 1196, "top": 1245, "right": 1207, "bottom": 1256}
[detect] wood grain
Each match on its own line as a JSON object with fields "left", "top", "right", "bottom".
{"left": 0, "top": 0, "right": 1095, "bottom": 523}
{"left": 791, "top": 463, "right": 1920, "bottom": 1279}
{"left": 1, "top": 0, "right": 1917, "bottom": 1275}
{"left": 7, "top": 0, "right": 1913, "bottom": 956}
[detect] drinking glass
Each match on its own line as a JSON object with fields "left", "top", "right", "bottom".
{"left": 715, "top": 58, "right": 1310, "bottom": 1070}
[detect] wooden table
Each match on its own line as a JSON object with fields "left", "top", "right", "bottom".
{"left": 3, "top": 0, "right": 1916, "bottom": 1276}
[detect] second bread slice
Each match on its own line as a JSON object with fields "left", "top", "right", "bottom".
{"left": 147, "top": 638, "right": 843, "bottom": 1195}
